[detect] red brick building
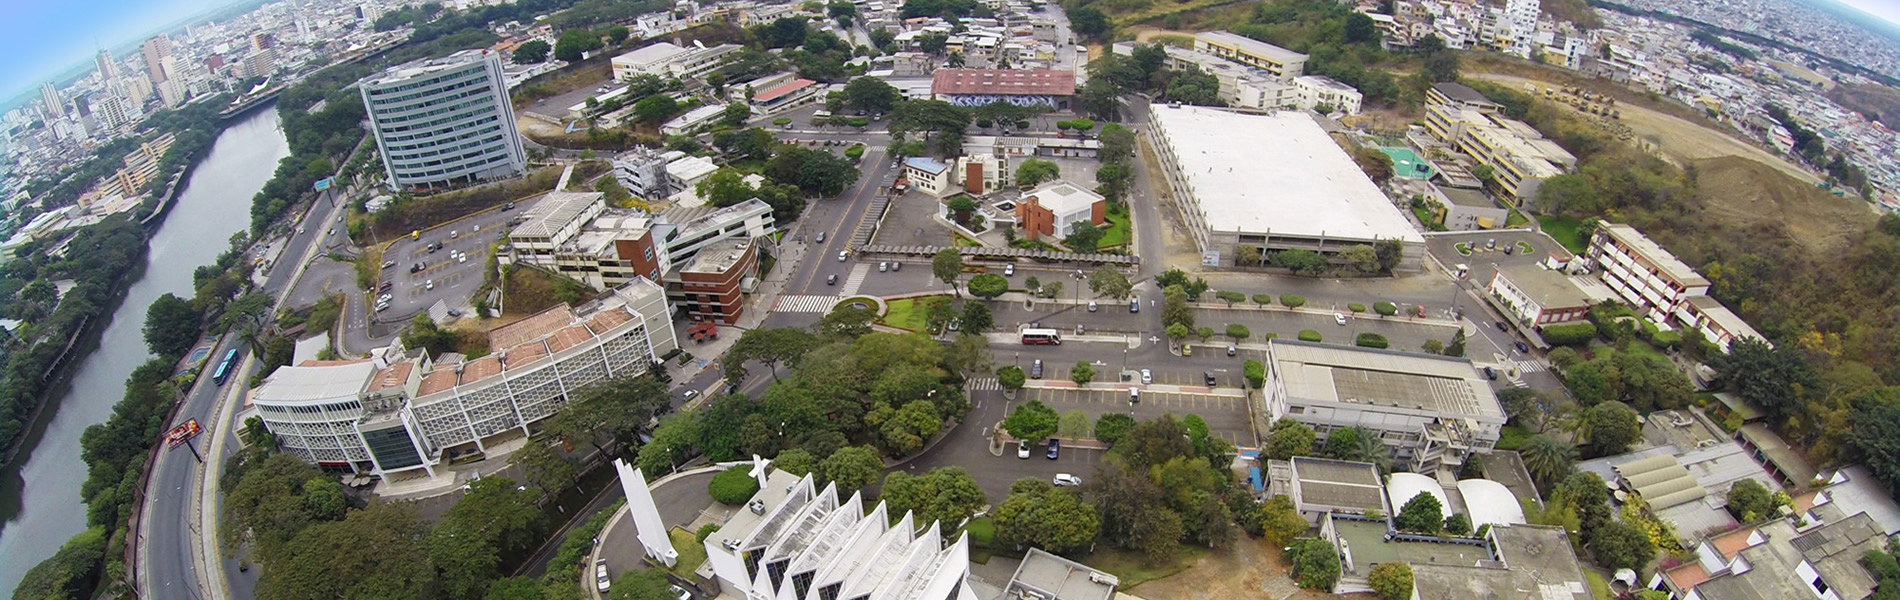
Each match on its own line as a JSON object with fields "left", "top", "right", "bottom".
{"left": 669, "top": 238, "right": 757, "bottom": 324}
{"left": 1015, "top": 181, "right": 1106, "bottom": 241}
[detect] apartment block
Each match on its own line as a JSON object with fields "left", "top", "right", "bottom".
{"left": 1587, "top": 222, "right": 1711, "bottom": 320}
{"left": 1425, "top": 97, "right": 1574, "bottom": 206}
{"left": 1193, "top": 31, "right": 1307, "bottom": 80}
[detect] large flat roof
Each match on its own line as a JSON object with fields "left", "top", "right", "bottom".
{"left": 1269, "top": 340, "right": 1501, "bottom": 420}
{"left": 1150, "top": 106, "right": 1422, "bottom": 244}
{"left": 611, "top": 42, "right": 688, "bottom": 67}
{"left": 931, "top": 68, "right": 1075, "bottom": 96}
{"left": 1497, "top": 263, "right": 1600, "bottom": 309}
{"left": 255, "top": 361, "right": 377, "bottom": 405}
{"left": 513, "top": 191, "right": 602, "bottom": 238}
{"left": 1412, "top": 525, "right": 1590, "bottom": 599}
{"left": 1006, "top": 548, "right": 1116, "bottom": 600}
{"left": 1194, "top": 31, "right": 1307, "bottom": 64}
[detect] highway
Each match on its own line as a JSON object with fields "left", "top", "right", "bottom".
{"left": 138, "top": 183, "right": 352, "bottom": 600}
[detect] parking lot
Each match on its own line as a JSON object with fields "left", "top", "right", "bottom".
{"left": 1425, "top": 230, "right": 1563, "bottom": 273}
{"left": 1017, "top": 386, "right": 1253, "bottom": 447}
{"left": 372, "top": 202, "right": 531, "bottom": 321}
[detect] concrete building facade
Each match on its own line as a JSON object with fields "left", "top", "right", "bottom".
{"left": 1015, "top": 180, "right": 1105, "bottom": 241}
{"left": 1147, "top": 105, "right": 1424, "bottom": 271}
{"left": 360, "top": 49, "right": 527, "bottom": 191}
{"left": 1261, "top": 340, "right": 1505, "bottom": 474}
{"left": 251, "top": 280, "right": 676, "bottom": 476}
{"left": 1193, "top": 31, "right": 1307, "bottom": 80}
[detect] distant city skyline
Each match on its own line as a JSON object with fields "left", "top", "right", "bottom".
{"left": 1831, "top": 0, "right": 1900, "bottom": 40}
{"left": 0, "top": 0, "right": 246, "bottom": 102}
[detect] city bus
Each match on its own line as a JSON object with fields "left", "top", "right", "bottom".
{"left": 1020, "top": 328, "right": 1063, "bottom": 345}
{"left": 210, "top": 349, "right": 240, "bottom": 386}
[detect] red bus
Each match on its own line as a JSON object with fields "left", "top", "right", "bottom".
{"left": 1020, "top": 328, "right": 1062, "bottom": 345}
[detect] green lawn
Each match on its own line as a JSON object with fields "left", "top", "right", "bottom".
{"left": 666, "top": 527, "right": 708, "bottom": 576}
{"left": 1099, "top": 206, "right": 1132, "bottom": 248}
{"left": 1506, "top": 208, "right": 1531, "bottom": 228}
{"left": 1085, "top": 545, "right": 1208, "bottom": 590}
{"left": 966, "top": 517, "right": 996, "bottom": 548}
{"left": 1411, "top": 205, "right": 1446, "bottom": 231}
{"left": 1538, "top": 215, "right": 1589, "bottom": 254}
{"left": 1496, "top": 425, "right": 1533, "bottom": 451}
{"left": 878, "top": 296, "right": 943, "bottom": 332}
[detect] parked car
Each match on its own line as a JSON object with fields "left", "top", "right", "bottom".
{"left": 1045, "top": 438, "right": 1060, "bottom": 459}
{"left": 1087, "top": 301, "right": 1098, "bottom": 312}
{"left": 1182, "top": 344, "right": 1193, "bottom": 356}
{"left": 381, "top": 260, "right": 395, "bottom": 269}
{"left": 594, "top": 559, "right": 611, "bottom": 593}
{"left": 425, "top": 279, "right": 435, "bottom": 290}
{"left": 891, "top": 261, "right": 900, "bottom": 271}
{"left": 1140, "top": 369, "right": 1152, "bottom": 384}
{"left": 1129, "top": 299, "right": 1140, "bottom": 313}
{"left": 1335, "top": 313, "right": 1348, "bottom": 326}
{"left": 815, "top": 231, "right": 825, "bottom": 243}
{"left": 1031, "top": 359, "right": 1043, "bottom": 379}
{"left": 1514, "top": 341, "right": 1531, "bottom": 353}
{"left": 1227, "top": 344, "right": 1238, "bottom": 356}
{"left": 669, "top": 584, "right": 693, "bottom": 600}
{"left": 1017, "top": 440, "right": 1032, "bottom": 459}
{"left": 1052, "top": 473, "right": 1082, "bottom": 486}
{"left": 379, "top": 281, "right": 393, "bottom": 292}
{"left": 1495, "top": 321, "right": 1509, "bottom": 331}
{"left": 1486, "top": 238, "right": 1497, "bottom": 250}
{"left": 682, "top": 390, "right": 700, "bottom": 402}
{"left": 1483, "top": 366, "right": 1498, "bottom": 380}
{"left": 879, "top": 261, "right": 888, "bottom": 272}
{"left": 1004, "top": 264, "right": 1015, "bottom": 276}
{"left": 1204, "top": 372, "right": 1217, "bottom": 386}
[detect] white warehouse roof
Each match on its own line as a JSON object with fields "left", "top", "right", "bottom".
{"left": 1150, "top": 106, "right": 1423, "bottom": 244}
{"left": 1456, "top": 478, "right": 1526, "bottom": 529}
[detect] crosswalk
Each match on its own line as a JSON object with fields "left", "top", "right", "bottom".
{"left": 1514, "top": 359, "right": 1546, "bottom": 374}
{"left": 966, "top": 377, "right": 999, "bottom": 391}
{"left": 774, "top": 294, "right": 841, "bottom": 313}
{"left": 839, "top": 263, "right": 872, "bottom": 296}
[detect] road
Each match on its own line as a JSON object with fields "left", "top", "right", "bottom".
{"left": 141, "top": 182, "right": 352, "bottom": 600}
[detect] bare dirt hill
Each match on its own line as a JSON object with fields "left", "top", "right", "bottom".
{"left": 1692, "top": 155, "right": 1874, "bottom": 253}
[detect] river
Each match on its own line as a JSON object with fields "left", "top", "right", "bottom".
{"left": 0, "top": 106, "right": 289, "bottom": 595}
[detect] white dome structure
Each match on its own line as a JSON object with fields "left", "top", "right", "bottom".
{"left": 1386, "top": 472, "right": 1448, "bottom": 514}
{"left": 1456, "top": 478, "right": 1527, "bottom": 529}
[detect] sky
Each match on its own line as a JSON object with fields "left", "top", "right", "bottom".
{"left": 1836, "top": 0, "right": 1900, "bottom": 34}
{"left": 0, "top": 0, "right": 240, "bottom": 100}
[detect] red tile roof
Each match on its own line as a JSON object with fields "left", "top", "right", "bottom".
{"left": 931, "top": 69, "right": 1075, "bottom": 97}
{"left": 367, "top": 362, "right": 414, "bottom": 393}
{"left": 418, "top": 370, "right": 459, "bottom": 396}
{"left": 546, "top": 325, "right": 595, "bottom": 355}
{"left": 1710, "top": 526, "right": 1758, "bottom": 561}
{"left": 753, "top": 78, "right": 816, "bottom": 103}
{"left": 1665, "top": 563, "right": 1710, "bottom": 592}
{"left": 506, "top": 343, "right": 550, "bottom": 369}
{"left": 460, "top": 356, "right": 503, "bottom": 385}
{"left": 586, "top": 308, "right": 634, "bottom": 334}
{"left": 489, "top": 305, "right": 577, "bottom": 349}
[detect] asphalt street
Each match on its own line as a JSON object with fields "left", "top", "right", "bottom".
{"left": 144, "top": 182, "right": 352, "bottom": 600}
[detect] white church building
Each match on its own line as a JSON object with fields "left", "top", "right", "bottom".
{"left": 616, "top": 458, "right": 977, "bottom": 600}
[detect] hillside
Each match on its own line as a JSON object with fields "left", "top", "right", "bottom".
{"left": 1691, "top": 155, "right": 1874, "bottom": 253}
{"left": 1825, "top": 82, "right": 1900, "bottom": 129}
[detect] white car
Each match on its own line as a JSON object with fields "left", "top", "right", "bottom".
{"left": 838, "top": 250, "right": 848, "bottom": 262}
{"left": 668, "top": 584, "right": 693, "bottom": 600}
{"left": 1334, "top": 313, "right": 1348, "bottom": 326}
{"left": 1017, "top": 440, "right": 1032, "bottom": 459}
{"left": 1052, "top": 473, "right": 1082, "bottom": 487}
{"left": 1004, "top": 264, "right": 1015, "bottom": 276}
{"left": 594, "top": 559, "right": 611, "bottom": 593}
{"left": 1140, "top": 369, "right": 1152, "bottom": 384}
{"left": 425, "top": 279, "right": 435, "bottom": 290}
{"left": 458, "top": 253, "right": 467, "bottom": 264}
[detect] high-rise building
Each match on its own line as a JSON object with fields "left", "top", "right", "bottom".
{"left": 1504, "top": 0, "right": 1540, "bottom": 58}
{"left": 142, "top": 35, "right": 175, "bottom": 83}
{"left": 250, "top": 32, "right": 275, "bottom": 52}
{"left": 360, "top": 49, "right": 527, "bottom": 190}
{"left": 40, "top": 81, "right": 65, "bottom": 120}
{"left": 94, "top": 95, "right": 136, "bottom": 130}
{"left": 95, "top": 49, "right": 120, "bottom": 82}
{"left": 243, "top": 48, "right": 277, "bottom": 78}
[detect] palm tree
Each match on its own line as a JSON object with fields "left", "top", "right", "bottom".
{"left": 1521, "top": 435, "right": 1577, "bottom": 489}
